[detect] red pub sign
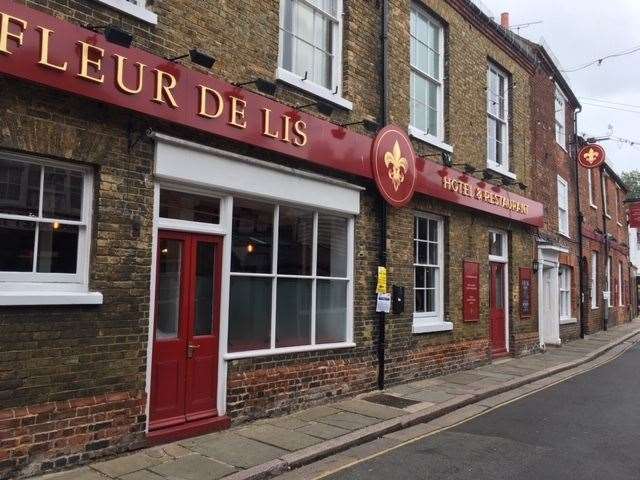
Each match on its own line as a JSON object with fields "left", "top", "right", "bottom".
{"left": 0, "top": 1, "right": 543, "bottom": 226}
{"left": 578, "top": 144, "right": 606, "bottom": 169}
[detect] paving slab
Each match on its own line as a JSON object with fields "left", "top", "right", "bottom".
{"left": 442, "top": 372, "right": 487, "bottom": 385}
{"left": 120, "top": 471, "right": 166, "bottom": 480}
{"left": 41, "top": 468, "right": 109, "bottom": 480}
{"left": 404, "top": 401, "right": 435, "bottom": 413}
{"left": 189, "top": 434, "right": 287, "bottom": 469}
{"left": 274, "top": 454, "right": 357, "bottom": 480}
{"left": 333, "top": 399, "right": 405, "bottom": 420}
{"left": 295, "top": 421, "right": 351, "bottom": 440}
{"left": 316, "top": 411, "right": 381, "bottom": 430}
{"left": 262, "top": 415, "right": 309, "bottom": 430}
{"left": 293, "top": 405, "right": 341, "bottom": 421}
{"left": 237, "top": 424, "right": 321, "bottom": 451}
{"left": 148, "top": 454, "right": 236, "bottom": 480}
{"left": 93, "top": 453, "right": 163, "bottom": 477}
{"left": 404, "top": 389, "right": 455, "bottom": 403}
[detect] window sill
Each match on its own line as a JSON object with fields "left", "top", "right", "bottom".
{"left": 559, "top": 231, "right": 571, "bottom": 239}
{"left": 412, "top": 320, "right": 453, "bottom": 334}
{"left": 485, "top": 163, "right": 517, "bottom": 180}
{"left": 408, "top": 126, "right": 453, "bottom": 153}
{"left": 94, "top": 0, "right": 158, "bottom": 24}
{"left": 590, "top": 203, "right": 598, "bottom": 210}
{"left": 223, "top": 341, "right": 356, "bottom": 360}
{"left": 605, "top": 213, "right": 612, "bottom": 219}
{"left": 276, "top": 68, "right": 353, "bottom": 110}
{"left": 560, "top": 317, "right": 577, "bottom": 325}
{"left": 556, "top": 141, "right": 567, "bottom": 152}
{"left": 0, "top": 291, "right": 103, "bottom": 306}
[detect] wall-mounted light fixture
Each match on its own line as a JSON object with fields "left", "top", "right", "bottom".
{"left": 532, "top": 260, "right": 539, "bottom": 273}
{"left": 338, "top": 119, "right": 379, "bottom": 132}
{"left": 169, "top": 49, "right": 216, "bottom": 69}
{"left": 86, "top": 24, "right": 133, "bottom": 48}
{"left": 233, "top": 78, "right": 278, "bottom": 96}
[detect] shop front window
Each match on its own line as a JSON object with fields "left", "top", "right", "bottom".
{"left": 228, "top": 199, "right": 352, "bottom": 353}
{"left": 0, "top": 154, "right": 93, "bottom": 290}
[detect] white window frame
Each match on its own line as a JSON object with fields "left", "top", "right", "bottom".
{"left": 558, "top": 265, "right": 572, "bottom": 323}
{"left": 486, "top": 63, "right": 513, "bottom": 178}
{"left": 226, "top": 201, "right": 355, "bottom": 356}
{"left": 93, "top": 0, "right": 157, "bottom": 24}
{"left": 591, "top": 252, "right": 598, "bottom": 309}
{"left": 602, "top": 174, "right": 611, "bottom": 219}
{"left": 587, "top": 169, "right": 597, "bottom": 209}
{"left": 554, "top": 85, "right": 567, "bottom": 150}
{"left": 618, "top": 260, "right": 624, "bottom": 306}
{"left": 606, "top": 255, "right": 612, "bottom": 307}
{"left": 413, "top": 212, "right": 450, "bottom": 333}
{"left": 408, "top": 6, "right": 452, "bottom": 153}
{"left": 0, "top": 152, "right": 101, "bottom": 305}
{"left": 277, "top": 0, "right": 352, "bottom": 110}
{"left": 557, "top": 175, "right": 569, "bottom": 237}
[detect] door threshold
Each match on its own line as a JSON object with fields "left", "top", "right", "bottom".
{"left": 491, "top": 350, "right": 510, "bottom": 361}
{"left": 147, "top": 415, "right": 231, "bottom": 446}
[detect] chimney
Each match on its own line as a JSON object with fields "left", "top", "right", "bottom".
{"left": 500, "top": 12, "right": 510, "bottom": 29}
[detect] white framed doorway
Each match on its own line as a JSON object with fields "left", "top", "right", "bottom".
{"left": 537, "top": 245, "right": 567, "bottom": 347}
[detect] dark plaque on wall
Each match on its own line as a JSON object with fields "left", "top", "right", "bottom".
{"left": 520, "top": 267, "right": 532, "bottom": 317}
{"left": 463, "top": 261, "right": 480, "bottom": 321}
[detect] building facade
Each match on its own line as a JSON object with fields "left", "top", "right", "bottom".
{"left": 579, "top": 158, "right": 634, "bottom": 332}
{"left": 0, "top": 1, "right": 632, "bottom": 478}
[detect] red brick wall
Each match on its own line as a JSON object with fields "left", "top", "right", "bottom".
{"left": 0, "top": 391, "right": 146, "bottom": 479}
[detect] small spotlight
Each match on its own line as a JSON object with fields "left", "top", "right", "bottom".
{"left": 52, "top": 221, "right": 60, "bottom": 230}
{"left": 104, "top": 25, "right": 133, "bottom": 48}
{"left": 463, "top": 164, "right": 476, "bottom": 174}
{"left": 339, "top": 119, "right": 378, "bottom": 132}
{"left": 441, "top": 152, "right": 453, "bottom": 167}
{"left": 482, "top": 169, "right": 495, "bottom": 181}
{"left": 233, "top": 78, "right": 278, "bottom": 96}
{"left": 247, "top": 243, "right": 255, "bottom": 253}
{"left": 188, "top": 49, "right": 216, "bottom": 69}
{"left": 518, "top": 182, "right": 528, "bottom": 190}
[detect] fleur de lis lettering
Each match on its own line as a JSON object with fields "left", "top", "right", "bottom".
{"left": 384, "top": 140, "right": 408, "bottom": 191}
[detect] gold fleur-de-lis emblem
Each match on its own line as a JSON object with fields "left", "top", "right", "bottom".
{"left": 583, "top": 148, "right": 600, "bottom": 165}
{"left": 384, "top": 140, "right": 408, "bottom": 191}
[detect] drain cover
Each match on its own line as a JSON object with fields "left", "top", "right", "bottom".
{"left": 363, "top": 393, "right": 420, "bottom": 409}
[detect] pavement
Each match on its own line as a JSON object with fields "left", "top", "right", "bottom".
{"left": 317, "top": 337, "right": 640, "bottom": 479}
{"left": 37, "top": 319, "right": 640, "bottom": 480}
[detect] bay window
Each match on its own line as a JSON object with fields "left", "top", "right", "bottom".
{"left": 0, "top": 153, "right": 98, "bottom": 304}
{"left": 487, "top": 64, "right": 510, "bottom": 174}
{"left": 278, "top": 0, "right": 351, "bottom": 109}
{"left": 413, "top": 213, "right": 450, "bottom": 333}
{"left": 409, "top": 6, "right": 445, "bottom": 146}
{"left": 228, "top": 198, "right": 353, "bottom": 353}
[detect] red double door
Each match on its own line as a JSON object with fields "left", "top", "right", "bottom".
{"left": 149, "top": 231, "right": 224, "bottom": 436}
{"left": 489, "top": 262, "right": 507, "bottom": 357}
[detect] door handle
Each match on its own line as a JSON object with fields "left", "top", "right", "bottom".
{"left": 187, "top": 343, "right": 200, "bottom": 358}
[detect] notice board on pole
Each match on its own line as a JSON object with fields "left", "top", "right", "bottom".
{"left": 519, "top": 267, "right": 532, "bottom": 318}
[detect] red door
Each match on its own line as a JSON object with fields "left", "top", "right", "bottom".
{"left": 150, "top": 231, "right": 223, "bottom": 434}
{"left": 490, "top": 261, "right": 507, "bottom": 356}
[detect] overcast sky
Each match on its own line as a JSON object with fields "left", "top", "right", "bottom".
{"left": 478, "top": 0, "right": 640, "bottom": 175}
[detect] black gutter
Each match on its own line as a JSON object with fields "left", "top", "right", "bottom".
{"left": 377, "top": 0, "right": 390, "bottom": 391}
{"left": 573, "top": 107, "right": 585, "bottom": 338}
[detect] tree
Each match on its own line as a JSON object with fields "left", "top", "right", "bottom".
{"left": 621, "top": 170, "right": 640, "bottom": 200}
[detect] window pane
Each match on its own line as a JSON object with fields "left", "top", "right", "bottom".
{"left": 317, "top": 214, "right": 348, "bottom": 277}
{"left": 425, "top": 288, "right": 435, "bottom": 312}
{"left": 428, "top": 219, "right": 438, "bottom": 241}
{"left": 36, "top": 223, "right": 79, "bottom": 273}
{"left": 194, "top": 242, "right": 215, "bottom": 336}
{"left": 416, "top": 216, "right": 427, "bottom": 240}
{"left": 160, "top": 189, "right": 220, "bottom": 224}
{"left": 0, "top": 219, "right": 35, "bottom": 271}
{"left": 278, "top": 206, "right": 313, "bottom": 275}
{"left": 276, "top": 278, "right": 312, "bottom": 347}
{"left": 415, "top": 266, "right": 425, "bottom": 288}
{"left": 297, "top": 2, "right": 314, "bottom": 43}
{"left": 228, "top": 276, "right": 272, "bottom": 352}
{"left": 316, "top": 279, "right": 347, "bottom": 343}
{"left": 428, "top": 242, "right": 438, "bottom": 265}
{"left": 294, "top": 37, "right": 314, "bottom": 80}
{"left": 231, "top": 199, "right": 273, "bottom": 273}
{"left": 426, "top": 267, "right": 436, "bottom": 289}
{"left": 0, "top": 159, "right": 40, "bottom": 217}
{"left": 156, "top": 239, "right": 182, "bottom": 340}
{"left": 415, "top": 42, "right": 428, "bottom": 73}
{"left": 42, "top": 167, "right": 83, "bottom": 221}
{"left": 417, "top": 241, "right": 428, "bottom": 264}
{"left": 489, "top": 232, "right": 503, "bottom": 257}
{"left": 415, "top": 288, "right": 425, "bottom": 312}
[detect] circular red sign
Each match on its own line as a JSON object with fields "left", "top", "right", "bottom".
{"left": 371, "top": 125, "right": 417, "bottom": 207}
{"left": 578, "top": 144, "right": 606, "bottom": 169}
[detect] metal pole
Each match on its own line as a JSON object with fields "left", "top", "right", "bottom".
{"left": 377, "top": 0, "right": 390, "bottom": 391}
